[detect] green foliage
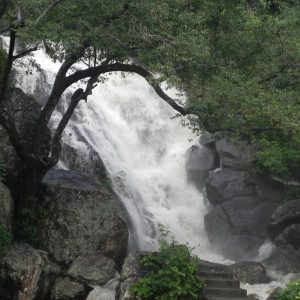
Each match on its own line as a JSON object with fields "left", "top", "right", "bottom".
{"left": 0, "top": 225, "right": 12, "bottom": 258}
{"left": 276, "top": 279, "right": 300, "bottom": 300}
{"left": 130, "top": 225, "right": 204, "bottom": 300}
{"left": 184, "top": 1, "right": 300, "bottom": 180}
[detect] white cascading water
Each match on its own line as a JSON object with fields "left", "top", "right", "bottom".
{"left": 4, "top": 39, "right": 294, "bottom": 298}
{"left": 9, "top": 45, "right": 222, "bottom": 260}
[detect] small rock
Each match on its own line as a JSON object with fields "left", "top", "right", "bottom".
{"left": 266, "top": 287, "right": 281, "bottom": 300}
{"left": 50, "top": 277, "right": 85, "bottom": 300}
{"left": 67, "top": 255, "right": 116, "bottom": 285}
{"left": 86, "top": 278, "right": 119, "bottom": 300}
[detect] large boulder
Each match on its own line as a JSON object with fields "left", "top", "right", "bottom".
{"left": 229, "top": 261, "right": 268, "bottom": 284}
{"left": 38, "top": 169, "right": 128, "bottom": 269}
{"left": 0, "top": 88, "right": 50, "bottom": 183}
{"left": 268, "top": 199, "right": 300, "bottom": 248}
{"left": 0, "top": 181, "right": 14, "bottom": 231}
{"left": 206, "top": 169, "right": 257, "bottom": 205}
{"left": 50, "top": 277, "right": 85, "bottom": 300}
{"left": 204, "top": 169, "right": 283, "bottom": 260}
{"left": 0, "top": 243, "right": 60, "bottom": 300}
{"left": 185, "top": 143, "right": 219, "bottom": 189}
{"left": 67, "top": 255, "right": 116, "bottom": 286}
{"left": 215, "top": 137, "right": 256, "bottom": 170}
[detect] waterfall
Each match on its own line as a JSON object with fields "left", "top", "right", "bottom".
{"left": 8, "top": 45, "right": 226, "bottom": 261}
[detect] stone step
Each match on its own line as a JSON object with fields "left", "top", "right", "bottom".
{"left": 204, "top": 296, "right": 248, "bottom": 300}
{"left": 198, "top": 271, "right": 233, "bottom": 279}
{"left": 203, "top": 287, "right": 247, "bottom": 297}
{"left": 204, "top": 278, "right": 240, "bottom": 289}
{"left": 199, "top": 263, "right": 230, "bottom": 273}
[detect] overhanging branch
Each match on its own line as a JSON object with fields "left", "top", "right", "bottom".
{"left": 66, "top": 63, "right": 187, "bottom": 115}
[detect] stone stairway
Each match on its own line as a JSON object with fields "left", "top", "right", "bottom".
{"left": 198, "top": 261, "right": 248, "bottom": 300}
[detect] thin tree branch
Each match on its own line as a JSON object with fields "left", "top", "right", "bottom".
{"left": 13, "top": 45, "right": 38, "bottom": 60}
{"left": 36, "top": 0, "right": 65, "bottom": 23}
{"left": 65, "top": 63, "right": 187, "bottom": 115}
{"left": 49, "top": 76, "right": 98, "bottom": 164}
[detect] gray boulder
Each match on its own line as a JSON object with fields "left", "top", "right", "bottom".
{"left": 229, "top": 262, "right": 268, "bottom": 284}
{"left": 204, "top": 193, "right": 281, "bottom": 260}
{"left": 268, "top": 199, "right": 300, "bottom": 250}
{"left": 119, "top": 252, "right": 144, "bottom": 300}
{"left": 0, "top": 182, "right": 14, "bottom": 231}
{"left": 50, "top": 277, "right": 85, "bottom": 300}
{"left": 39, "top": 170, "right": 128, "bottom": 269}
{"left": 215, "top": 137, "right": 256, "bottom": 170}
{"left": 206, "top": 169, "right": 256, "bottom": 205}
{"left": 266, "top": 287, "right": 281, "bottom": 300}
{"left": 86, "top": 278, "right": 119, "bottom": 300}
{"left": 199, "top": 132, "right": 216, "bottom": 148}
{"left": 67, "top": 255, "right": 116, "bottom": 286}
{"left": 185, "top": 143, "right": 219, "bottom": 189}
{"left": 0, "top": 243, "right": 60, "bottom": 300}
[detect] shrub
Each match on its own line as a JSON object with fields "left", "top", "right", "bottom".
{"left": 276, "top": 279, "right": 300, "bottom": 300}
{"left": 130, "top": 225, "right": 205, "bottom": 300}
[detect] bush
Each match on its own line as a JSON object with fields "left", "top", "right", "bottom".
{"left": 130, "top": 225, "right": 205, "bottom": 300}
{"left": 276, "top": 279, "right": 300, "bottom": 300}
{"left": 0, "top": 225, "right": 12, "bottom": 258}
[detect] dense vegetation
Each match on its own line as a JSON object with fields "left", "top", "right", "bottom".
{"left": 0, "top": 1, "right": 299, "bottom": 216}
{"left": 179, "top": 1, "right": 300, "bottom": 180}
{"left": 276, "top": 279, "right": 300, "bottom": 300}
{"left": 130, "top": 226, "right": 204, "bottom": 300}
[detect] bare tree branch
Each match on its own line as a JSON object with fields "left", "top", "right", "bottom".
{"left": 13, "top": 45, "right": 38, "bottom": 60}
{"left": 36, "top": 0, "right": 65, "bottom": 23}
{"left": 50, "top": 76, "right": 98, "bottom": 164}
{"left": 65, "top": 63, "right": 187, "bottom": 115}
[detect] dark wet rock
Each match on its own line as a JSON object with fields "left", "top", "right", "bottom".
{"left": 42, "top": 169, "right": 102, "bottom": 191}
{"left": 119, "top": 252, "right": 144, "bottom": 300}
{"left": 229, "top": 262, "right": 268, "bottom": 284}
{"left": 268, "top": 199, "right": 300, "bottom": 251}
{"left": 199, "top": 132, "right": 216, "bottom": 148}
{"left": 204, "top": 193, "right": 279, "bottom": 260}
{"left": 50, "top": 277, "right": 85, "bottom": 300}
{"left": 215, "top": 138, "right": 256, "bottom": 170}
{"left": 266, "top": 287, "right": 281, "bottom": 300}
{"left": 186, "top": 143, "right": 219, "bottom": 189}
{"left": 67, "top": 255, "right": 116, "bottom": 286}
{"left": 206, "top": 169, "right": 256, "bottom": 205}
{"left": 39, "top": 170, "right": 128, "bottom": 269}
{"left": 0, "top": 182, "right": 14, "bottom": 231}
{"left": 263, "top": 248, "right": 300, "bottom": 274}
{"left": 0, "top": 243, "right": 60, "bottom": 300}
{"left": 0, "top": 88, "right": 49, "bottom": 183}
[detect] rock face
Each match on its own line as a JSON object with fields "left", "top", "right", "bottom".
{"left": 189, "top": 134, "right": 285, "bottom": 261}
{"left": 229, "top": 262, "right": 268, "bottom": 284}
{"left": 39, "top": 169, "right": 128, "bottom": 269}
{"left": 0, "top": 87, "right": 50, "bottom": 185}
{"left": 67, "top": 255, "right": 116, "bottom": 285}
{"left": 215, "top": 138, "right": 256, "bottom": 170}
{"left": 0, "top": 243, "right": 60, "bottom": 300}
{"left": 0, "top": 182, "right": 14, "bottom": 231}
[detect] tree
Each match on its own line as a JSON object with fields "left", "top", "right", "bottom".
{"left": 0, "top": 0, "right": 202, "bottom": 218}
